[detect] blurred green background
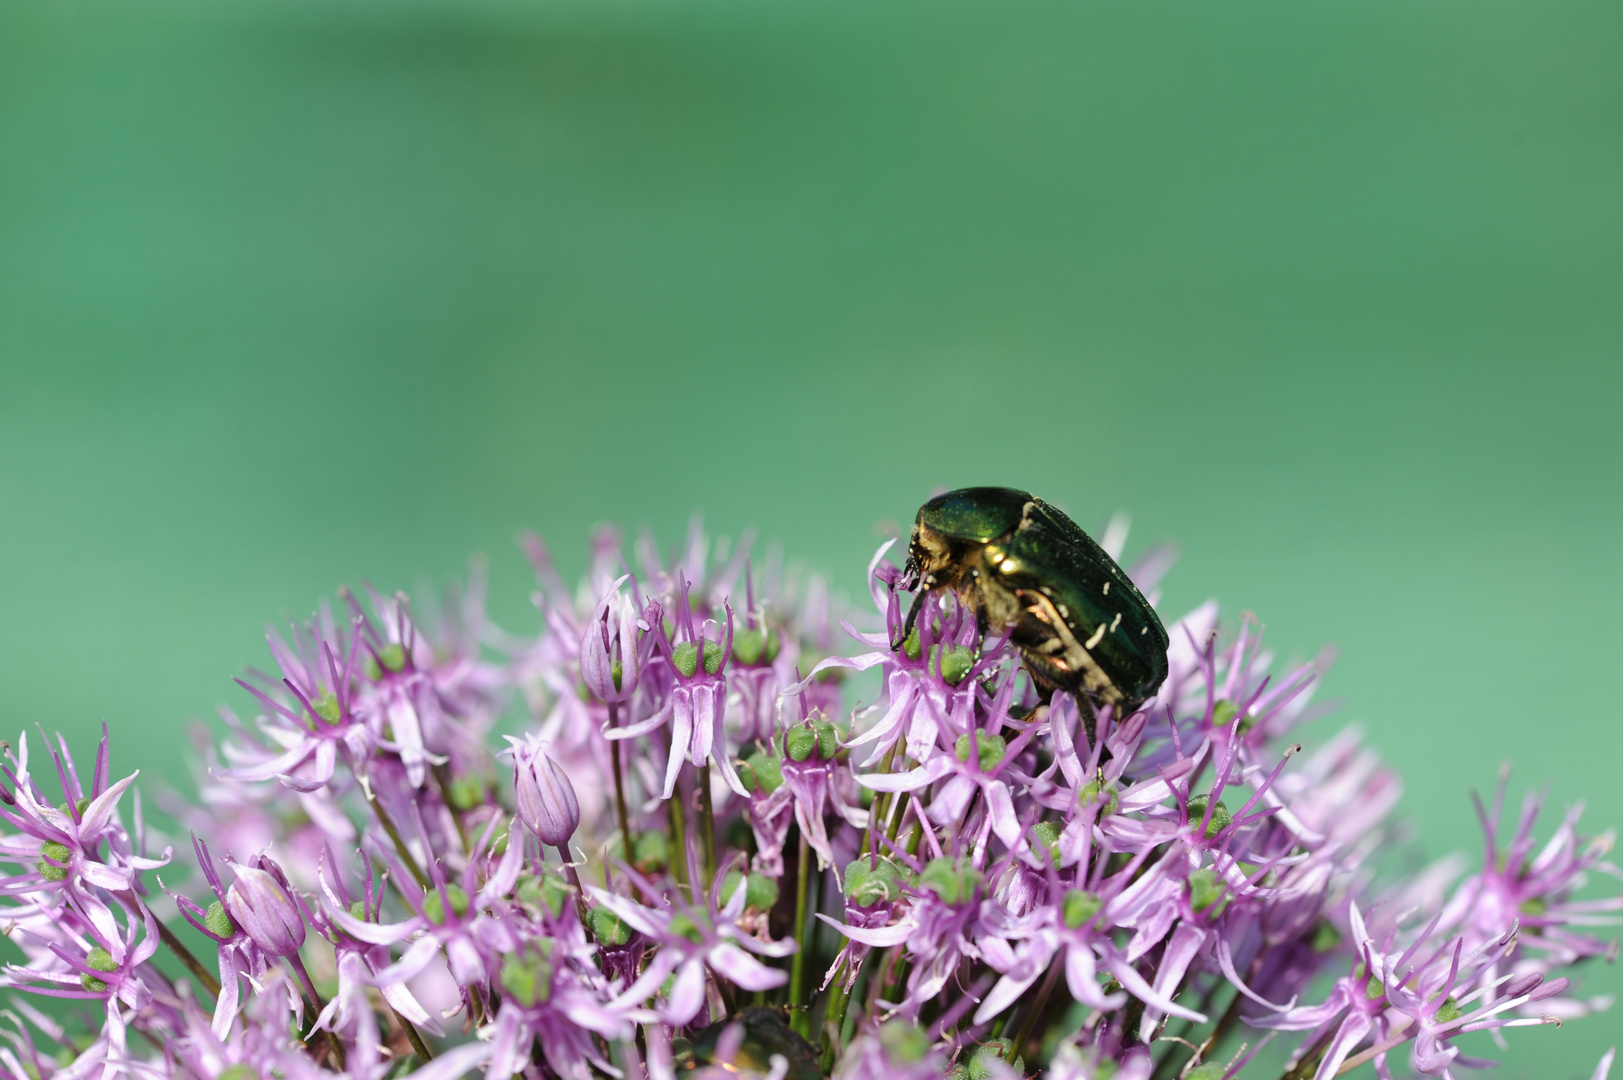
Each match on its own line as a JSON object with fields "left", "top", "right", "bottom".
{"left": 1, "top": 0, "right": 1619, "bottom": 1073}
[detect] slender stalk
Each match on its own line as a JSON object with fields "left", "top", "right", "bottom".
{"left": 430, "top": 761, "right": 469, "bottom": 851}
{"left": 1196, "top": 987, "right": 1247, "bottom": 1067}
{"left": 1278, "top": 1024, "right": 1339, "bottom": 1080}
{"left": 555, "top": 844, "right": 594, "bottom": 937}
{"left": 1010, "top": 956, "right": 1063, "bottom": 1063}
{"left": 886, "top": 774, "right": 911, "bottom": 842}
{"left": 1148, "top": 982, "right": 1232, "bottom": 1080}
{"left": 608, "top": 702, "right": 633, "bottom": 861}
{"left": 696, "top": 762, "right": 718, "bottom": 890}
{"left": 863, "top": 742, "right": 901, "bottom": 856}
{"left": 667, "top": 773, "right": 689, "bottom": 891}
{"left": 789, "top": 830, "right": 812, "bottom": 1037}
{"left": 885, "top": 954, "right": 912, "bottom": 1004}
{"left": 388, "top": 1001, "right": 434, "bottom": 1062}
{"left": 148, "top": 911, "right": 222, "bottom": 1000}
{"left": 288, "top": 954, "right": 346, "bottom": 1071}
{"left": 819, "top": 974, "right": 854, "bottom": 1073}
{"left": 367, "top": 785, "right": 430, "bottom": 890}
{"left": 865, "top": 947, "right": 897, "bottom": 1015}
{"left": 1332, "top": 1020, "right": 1417, "bottom": 1077}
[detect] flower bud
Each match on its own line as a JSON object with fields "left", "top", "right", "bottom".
{"left": 1062, "top": 889, "right": 1102, "bottom": 928}
{"left": 1187, "top": 867, "right": 1225, "bottom": 913}
{"left": 589, "top": 906, "right": 633, "bottom": 946}
{"left": 225, "top": 862, "right": 307, "bottom": 957}
{"left": 80, "top": 947, "right": 118, "bottom": 993}
{"left": 721, "top": 870, "right": 780, "bottom": 912}
{"left": 1186, "top": 794, "right": 1232, "bottom": 838}
{"left": 500, "top": 939, "right": 557, "bottom": 1007}
{"left": 1030, "top": 820, "right": 1062, "bottom": 869}
{"left": 581, "top": 576, "right": 644, "bottom": 704}
{"left": 514, "top": 742, "right": 580, "bottom": 846}
{"left": 954, "top": 732, "right": 1007, "bottom": 771}
{"left": 919, "top": 857, "right": 982, "bottom": 907}
{"left": 844, "top": 857, "right": 907, "bottom": 908}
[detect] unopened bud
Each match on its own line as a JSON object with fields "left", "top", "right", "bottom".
{"left": 225, "top": 862, "right": 307, "bottom": 957}
{"left": 581, "top": 577, "right": 643, "bottom": 703}
{"left": 514, "top": 742, "right": 580, "bottom": 846}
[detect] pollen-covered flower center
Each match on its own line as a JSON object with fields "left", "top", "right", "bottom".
{"left": 930, "top": 644, "right": 975, "bottom": 684}
{"left": 668, "top": 912, "right": 708, "bottom": 944}
{"left": 1063, "top": 888, "right": 1102, "bottom": 928}
{"left": 500, "top": 939, "right": 557, "bottom": 1007}
{"left": 919, "top": 857, "right": 982, "bottom": 906}
{"left": 206, "top": 900, "right": 238, "bottom": 938}
{"left": 737, "top": 751, "right": 784, "bottom": 794}
{"left": 311, "top": 691, "right": 342, "bottom": 725}
{"left": 589, "top": 907, "right": 632, "bottom": 946}
{"left": 423, "top": 883, "right": 470, "bottom": 925}
{"left": 1185, "top": 794, "right": 1231, "bottom": 838}
{"left": 1030, "top": 820, "right": 1062, "bottom": 868}
{"left": 731, "top": 627, "right": 781, "bottom": 667}
{"left": 671, "top": 639, "right": 724, "bottom": 677}
{"left": 953, "top": 732, "right": 1006, "bottom": 771}
{"left": 37, "top": 840, "right": 72, "bottom": 882}
{"left": 785, "top": 719, "right": 839, "bottom": 762}
{"left": 844, "top": 857, "right": 908, "bottom": 907}
{"left": 80, "top": 946, "right": 118, "bottom": 991}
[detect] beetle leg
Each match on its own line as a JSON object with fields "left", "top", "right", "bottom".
{"left": 895, "top": 588, "right": 928, "bottom": 651}
{"left": 1076, "top": 692, "right": 1098, "bottom": 747}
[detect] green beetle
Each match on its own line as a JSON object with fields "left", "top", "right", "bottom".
{"left": 902, "top": 486, "right": 1169, "bottom": 712}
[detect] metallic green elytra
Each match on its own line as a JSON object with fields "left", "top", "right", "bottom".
{"left": 903, "top": 486, "right": 1169, "bottom": 710}
{"left": 682, "top": 1007, "right": 821, "bottom": 1079}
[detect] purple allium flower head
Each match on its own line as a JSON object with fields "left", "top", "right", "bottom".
{"left": 3, "top": 511, "right": 1617, "bottom": 1080}
{"left": 508, "top": 736, "right": 580, "bottom": 847}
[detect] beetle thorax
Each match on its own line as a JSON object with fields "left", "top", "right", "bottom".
{"left": 908, "top": 523, "right": 978, "bottom": 592}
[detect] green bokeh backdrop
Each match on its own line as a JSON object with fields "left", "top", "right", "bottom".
{"left": 1, "top": 1, "right": 1619, "bottom": 1074}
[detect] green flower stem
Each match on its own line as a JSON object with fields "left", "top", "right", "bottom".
{"left": 667, "top": 772, "right": 689, "bottom": 891}
{"left": 430, "top": 761, "right": 470, "bottom": 851}
{"left": 367, "top": 783, "right": 430, "bottom": 891}
{"left": 288, "top": 954, "right": 346, "bottom": 1072}
{"left": 788, "top": 830, "right": 812, "bottom": 1037}
{"left": 555, "top": 844, "right": 593, "bottom": 937}
{"left": 388, "top": 1001, "right": 434, "bottom": 1062}
{"left": 1148, "top": 983, "right": 1234, "bottom": 1080}
{"left": 696, "top": 762, "right": 718, "bottom": 890}
{"left": 607, "top": 702, "right": 633, "bottom": 865}
{"left": 886, "top": 776, "right": 912, "bottom": 842}
{"left": 1009, "top": 955, "right": 1062, "bottom": 1063}
{"left": 819, "top": 969, "right": 853, "bottom": 1074}
{"left": 862, "top": 742, "right": 901, "bottom": 857}
{"left": 146, "top": 905, "right": 222, "bottom": 1001}
{"left": 1331, "top": 1019, "right": 1424, "bottom": 1078}
{"left": 864, "top": 947, "right": 896, "bottom": 1016}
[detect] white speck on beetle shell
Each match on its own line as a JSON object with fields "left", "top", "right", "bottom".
{"left": 1000, "top": 559, "right": 1017, "bottom": 574}
{"left": 1110, "top": 612, "right": 1122, "bottom": 632}
{"left": 1102, "top": 582, "right": 1111, "bottom": 595}
{"left": 1084, "top": 624, "right": 1107, "bottom": 650}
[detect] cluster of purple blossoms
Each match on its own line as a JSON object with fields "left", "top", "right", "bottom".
{"left": 0, "top": 517, "right": 1616, "bottom": 1080}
